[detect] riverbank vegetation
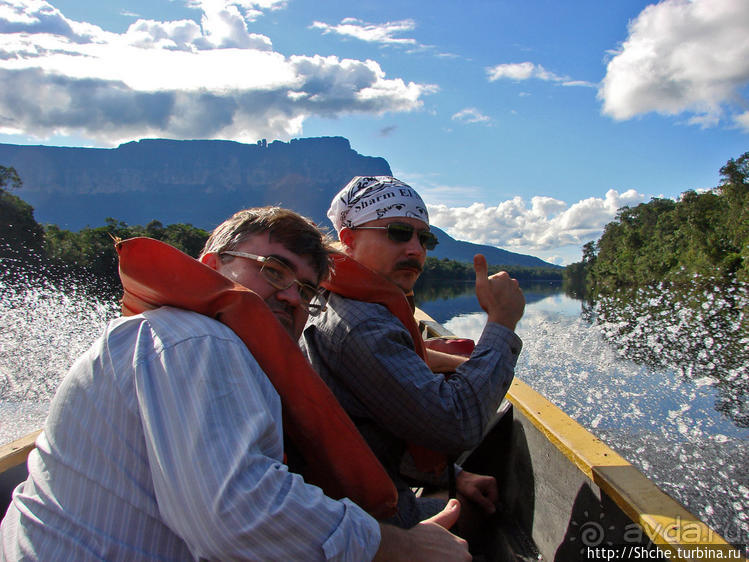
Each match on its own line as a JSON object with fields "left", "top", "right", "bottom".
{"left": 43, "top": 220, "right": 209, "bottom": 286}
{"left": 1, "top": 166, "right": 209, "bottom": 292}
{"left": 2, "top": 167, "right": 561, "bottom": 288}
{"left": 422, "top": 257, "right": 562, "bottom": 283}
{"left": 564, "top": 152, "right": 748, "bottom": 296}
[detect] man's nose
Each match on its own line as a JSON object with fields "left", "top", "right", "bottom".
{"left": 274, "top": 283, "right": 302, "bottom": 306}
{"left": 404, "top": 232, "right": 426, "bottom": 257}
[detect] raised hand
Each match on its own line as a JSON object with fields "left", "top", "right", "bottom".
{"left": 473, "top": 253, "right": 525, "bottom": 331}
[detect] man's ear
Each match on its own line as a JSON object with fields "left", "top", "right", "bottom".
{"left": 339, "top": 228, "right": 355, "bottom": 251}
{"left": 200, "top": 252, "right": 219, "bottom": 271}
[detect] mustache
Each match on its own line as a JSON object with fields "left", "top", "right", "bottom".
{"left": 268, "top": 302, "right": 294, "bottom": 318}
{"left": 395, "top": 259, "right": 423, "bottom": 273}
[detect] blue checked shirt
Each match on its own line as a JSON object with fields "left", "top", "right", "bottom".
{"left": 300, "top": 293, "right": 522, "bottom": 528}
{"left": 1, "top": 307, "right": 380, "bottom": 561}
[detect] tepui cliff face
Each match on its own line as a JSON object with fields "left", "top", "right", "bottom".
{"left": 0, "top": 136, "right": 390, "bottom": 231}
{"left": 0, "top": 136, "right": 558, "bottom": 268}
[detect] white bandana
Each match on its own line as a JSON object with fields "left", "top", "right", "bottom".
{"left": 327, "top": 176, "right": 429, "bottom": 234}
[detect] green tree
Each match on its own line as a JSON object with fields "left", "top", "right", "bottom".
{"left": 161, "top": 223, "right": 209, "bottom": 257}
{"left": 44, "top": 224, "right": 85, "bottom": 264}
{"left": 0, "top": 165, "right": 22, "bottom": 191}
{"left": 420, "top": 256, "right": 562, "bottom": 285}
{"left": 718, "top": 152, "right": 749, "bottom": 282}
{"left": 0, "top": 167, "right": 46, "bottom": 256}
{"left": 563, "top": 241, "right": 596, "bottom": 296}
{"left": 44, "top": 218, "right": 210, "bottom": 285}
{"left": 145, "top": 220, "right": 165, "bottom": 239}
{"left": 580, "top": 152, "right": 748, "bottom": 293}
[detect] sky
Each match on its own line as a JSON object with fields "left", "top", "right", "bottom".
{"left": 1, "top": 0, "right": 748, "bottom": 265}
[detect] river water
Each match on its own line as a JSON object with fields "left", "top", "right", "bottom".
{"left": 416, "top": 278, "right": 748, "bottom": 548}
{"left": 1, "top": 263, "right": 748, "bottom": 547}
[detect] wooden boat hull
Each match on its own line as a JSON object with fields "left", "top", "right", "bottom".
{"left": 0, "top": 430, "right": 39, "bottom": 516}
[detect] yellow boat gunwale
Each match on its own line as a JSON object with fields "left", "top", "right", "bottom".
{"left": 0, "top": 430, "right": 40, "bottom": 474}
{"left": 507, "top": 378, "right": 741, "bottom": 559}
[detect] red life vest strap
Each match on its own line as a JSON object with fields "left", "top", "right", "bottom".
{"left": 116, "top": 237, "right": 397, "bottom": 519}
{"left": 423, "top": 337, "right": 475, "bottom": 357}
{"left": 323, "top": 253, "right": 455, "bottom": 475}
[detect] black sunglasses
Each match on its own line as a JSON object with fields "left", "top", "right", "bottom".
{"left": 352, "top": 222, "right": 439, "bottom": 250}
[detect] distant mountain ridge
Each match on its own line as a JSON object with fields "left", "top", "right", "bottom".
{"left": 430, "top": 227, "right": 555, "bottom": 268}
{"left": 0, "top": 137, "right": 559, "bottom": 268}
{"left": 0, "top": 137, "right": 388, "bottom": 230}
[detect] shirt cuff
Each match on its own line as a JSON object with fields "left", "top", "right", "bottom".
{"left": 478, "top": 321, "right": 523, "bottom": 362}
{"left": 322, "top": 498, "right": 381, "bottom": 562}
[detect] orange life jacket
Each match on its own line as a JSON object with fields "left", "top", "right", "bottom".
{"left": 116, "top": 237, "right": 397, "bottom": 519}
{"left": 322, "top": 253, "right": 451, "bottom": 475}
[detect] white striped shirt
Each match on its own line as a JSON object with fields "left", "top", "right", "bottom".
{"left": 1, "top": 307, "right": 380, "bottom": 561}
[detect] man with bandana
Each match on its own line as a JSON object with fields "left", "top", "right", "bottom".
{"left": 301, "top": 176, "right": 526, "bottom": 529}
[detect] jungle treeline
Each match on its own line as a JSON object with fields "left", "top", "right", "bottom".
{"left": 421, "top": 257, "right": 561, "bottom": 283}
{"left": 1, "top": 169, "right": 209, "bottom": 291}
{"left": 564, "top": 152, "right": 748, "bottom": 297}
{"left": 2, "top": 169, "right": 559, "bottom": 290}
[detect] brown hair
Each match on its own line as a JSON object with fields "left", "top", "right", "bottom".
{"left": 200, "top": 206, "right": 335, "bottom": 282}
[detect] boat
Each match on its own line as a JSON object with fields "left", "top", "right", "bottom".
{"left": 0, "top": 310, "right": 744, "bottom": 561}
{"left": 0, "top": 430, "right": 39, "bottom": 516}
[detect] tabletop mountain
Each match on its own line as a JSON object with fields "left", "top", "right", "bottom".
{"left": 0, "top": 137, "right": 558, "bottom": 268}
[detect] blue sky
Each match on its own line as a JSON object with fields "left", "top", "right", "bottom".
{"left": 1, "top": 0, "right": 747, "bottom": 264}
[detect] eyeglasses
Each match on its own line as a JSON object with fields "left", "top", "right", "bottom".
{"left": 351, "top": 222, "right": 439, "bottom": 250}
{"left": 220, "top": 250, "right": 327, "bottom": 316}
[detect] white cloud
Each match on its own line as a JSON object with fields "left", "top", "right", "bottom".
{"left": 310, "top": 18, "right": 418, "bottom": 47}
{"left": 487, "top": 62, "right": 561, "bottom": 82}
{"left": 562, "top": 80, "right": 596, "bottom": 88}
{"left": 309, "top": 17, "right": 459, "bottom": 57}
{"left": 486, "top": 62, "right": 595, "bottom": 88}
{"left": 735, "top": 111, "right": 749, "bottom": 130}
{"left": 451, "top": 107, "right": 491, "bottom": 125}
{"left": 0, "top": 0, "right": 433, "bottom": 145}
{"left": 599, "top": 0, "right": 749, "bottom": 132}
{"left": 428, "top": 189, "right": 648, "bottom": 265}
{"left": 185, "top": 0, "right": 287, "bottom": 24}
{"left": 190, "top": 0, "right": 277, "bottom": 48}
{"left": 0, "top": 0, "right": 99, "bottom": 41}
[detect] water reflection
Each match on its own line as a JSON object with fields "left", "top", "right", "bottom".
{"left": 417, "top": 278, "right": 748, "bottom": 429}
{"left": 414, "top": 280, "right": 567, "bottom": 322}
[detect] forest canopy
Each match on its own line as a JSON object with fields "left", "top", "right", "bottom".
{"left": 1, "top": 168, "right": 210, "bottom": 291}
{"left": 2, "top": 170, "right": 557, "bottom": 288}
{"left": 564, "top": 152, "right": 749, "bottom": 295}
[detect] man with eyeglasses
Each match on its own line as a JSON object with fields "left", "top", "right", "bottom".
{"left": 2, "top": 206, "right": 471, "bottom": 561}
{"left": 301, "top": 176, "right": 526, "bottom": 530}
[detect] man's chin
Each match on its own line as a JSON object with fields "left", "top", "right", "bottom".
{"left": 390, "top": 271, "right": 420, "bottom": 292}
